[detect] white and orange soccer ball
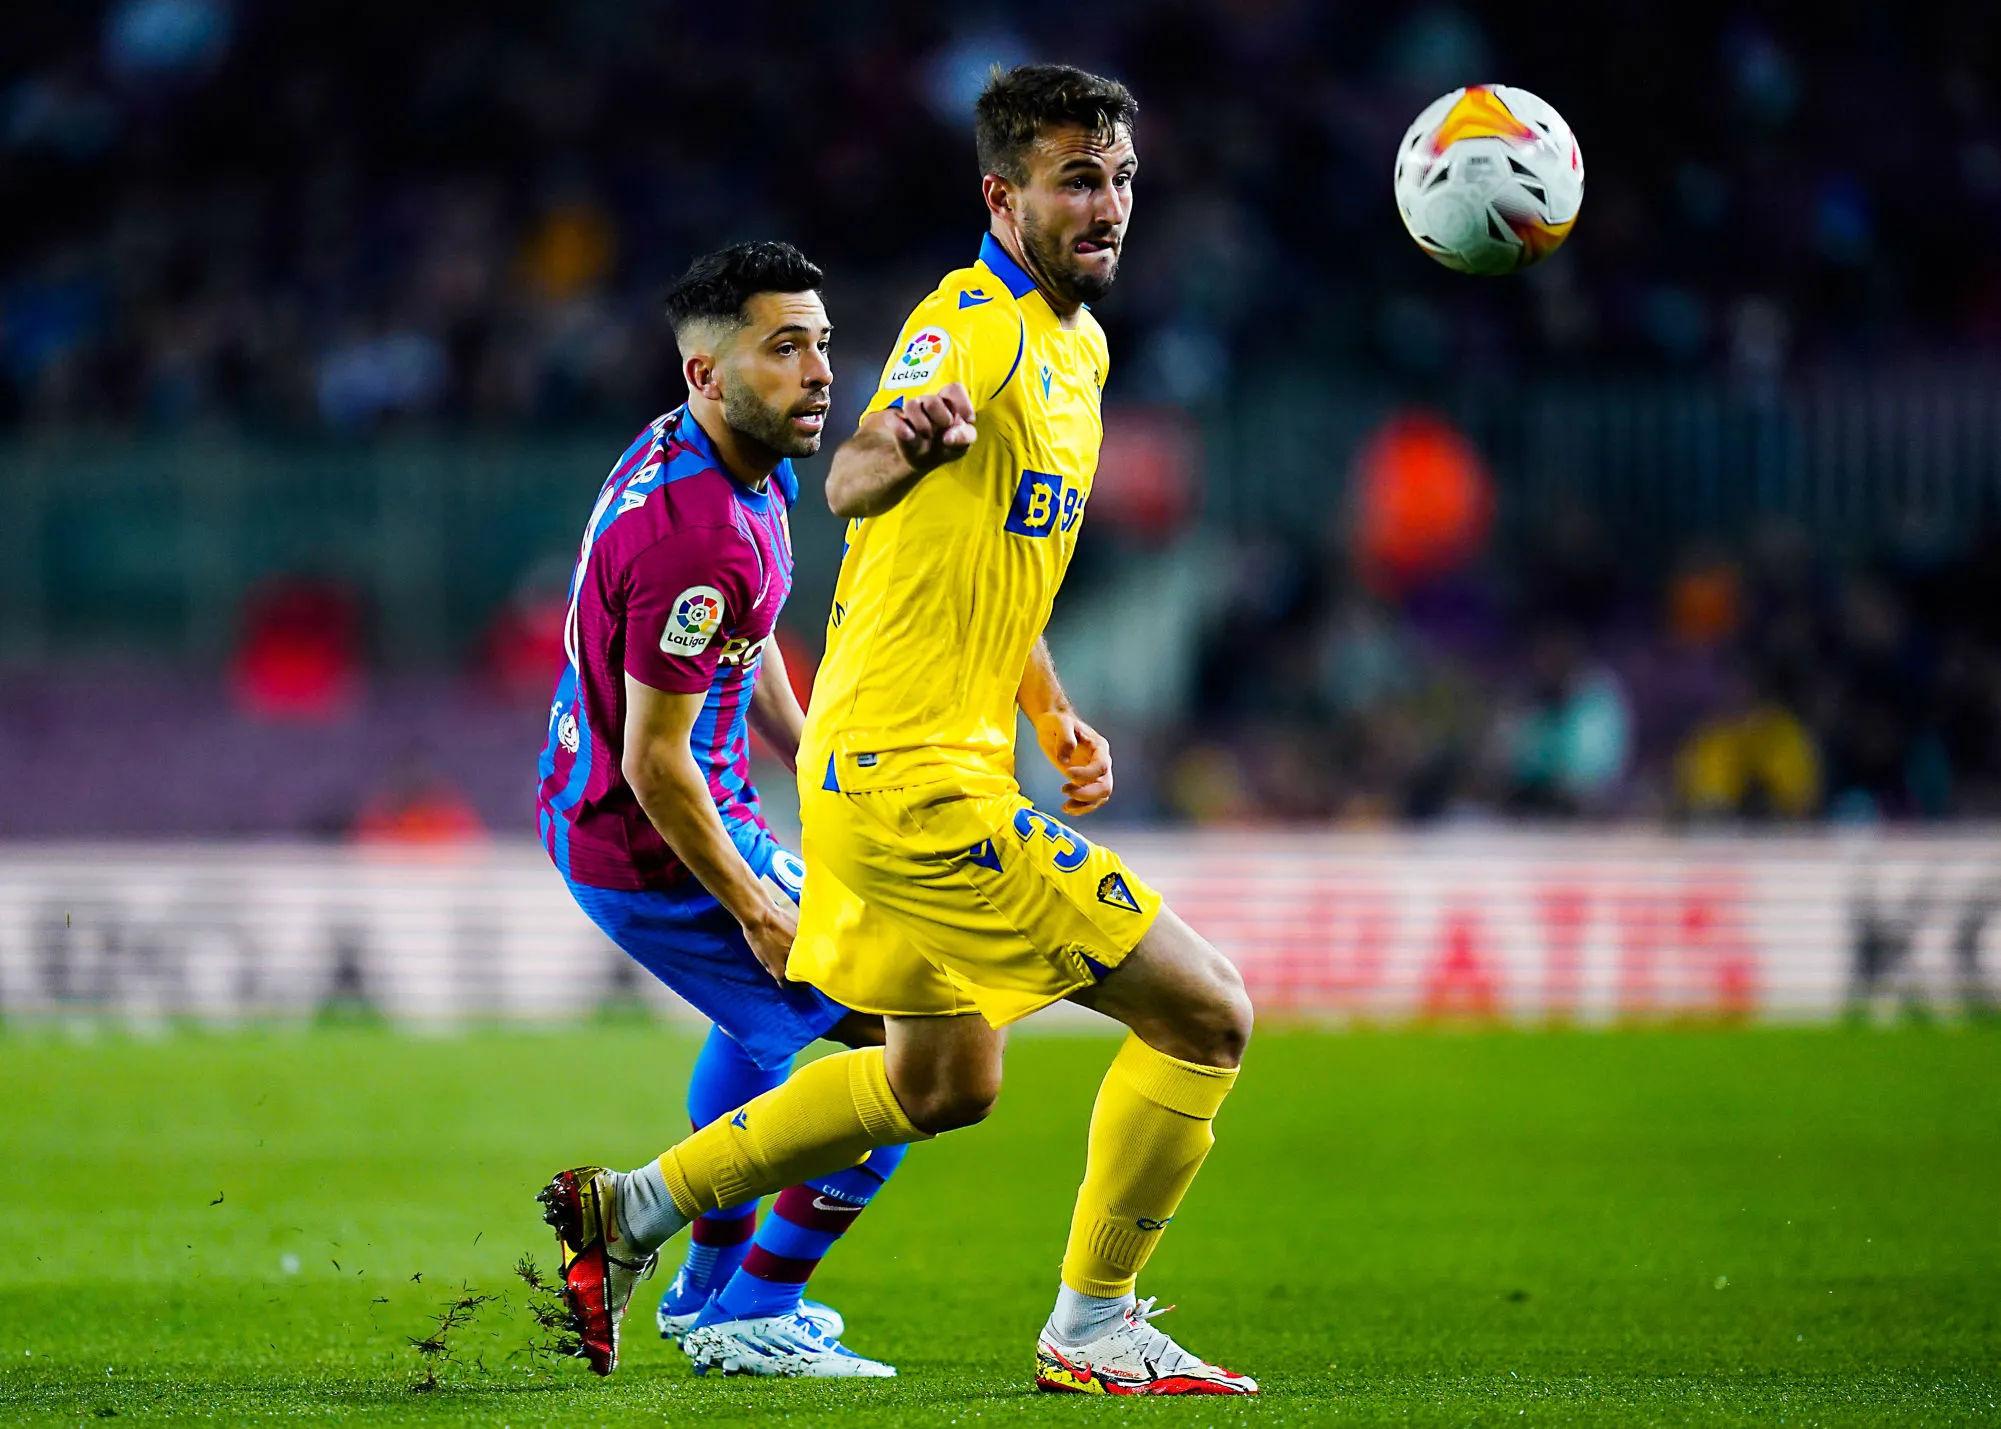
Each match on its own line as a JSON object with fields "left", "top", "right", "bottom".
{"left": 1393, "top": 85, "right": 1583, "bottom": 275}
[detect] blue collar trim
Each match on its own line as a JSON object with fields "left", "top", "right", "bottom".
{"left": 672, "top": 404, "right": 709, "bottom": 459}
{"left": 979, "top": 233, "right": 1038, "bottom": 300}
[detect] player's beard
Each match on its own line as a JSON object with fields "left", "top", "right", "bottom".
{"left": 1021, "top": 204, "right": 1119, "bottom": 305}
{"left": 721, "top": 371, "right": 824, "bottom": 459}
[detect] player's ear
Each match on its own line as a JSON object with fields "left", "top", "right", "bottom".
{"left": 981, "top": 172, "right": 1013, "bottom": 219}
{"left": 682, "top": 350, "right": 722, "bottom": 402}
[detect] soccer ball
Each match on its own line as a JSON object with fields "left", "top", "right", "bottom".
{"left": 1393, "top": 85, "right": 1583, "bottom": 275}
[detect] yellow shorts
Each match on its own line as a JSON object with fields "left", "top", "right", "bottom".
{"left": 787, "top": 778, "right": 1163, "bottom": 1027}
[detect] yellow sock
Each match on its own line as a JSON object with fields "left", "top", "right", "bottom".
{"left": 1061, "top": 1033, "right": 1239, "bottom": 1298}
{"left": 656, "top": 1047, "right": 927, "bottom": 1219}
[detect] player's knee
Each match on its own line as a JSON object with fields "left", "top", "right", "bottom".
{"left": 917, "top": 1087, "right": 998, "bottom": 1135}
{"left": 1170, "top": 949, "right": 1254, "bottom": 1069}
{"left": 894, "top": 1067, "right": 1002, "bottom": 1135}
{"left": 1205, "top": 960, "right": 1256, "bottom": 1068}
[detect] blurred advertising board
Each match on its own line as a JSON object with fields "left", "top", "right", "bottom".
{"left": 0, "top": 832, "right": 1992, "bottom": 1025}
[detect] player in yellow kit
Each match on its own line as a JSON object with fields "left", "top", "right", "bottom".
{"left": 538, "top": 64, "right": 1257, "bottom": 1396}
{"left": 791, "top": 155, "right": 1153, "bottom": 1031}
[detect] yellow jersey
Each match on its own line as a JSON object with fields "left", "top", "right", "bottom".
{"left": 801, "top": 234, "right": 1109, "bottom": 797}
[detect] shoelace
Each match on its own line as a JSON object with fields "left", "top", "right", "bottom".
{"left": 777, "top": 1308, "right": 839, "bottom": 1348}
{"left": 1119, "top": 1297, "right": 1203, "bottom": 1373}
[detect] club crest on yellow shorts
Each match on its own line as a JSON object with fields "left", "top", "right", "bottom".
{"left": 787, "top": 779, "right": 1163, "bottom": 1027}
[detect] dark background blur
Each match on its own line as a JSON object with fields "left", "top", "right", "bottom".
{"left": 5, "top": 0, "right": 2001, "bottom": 837}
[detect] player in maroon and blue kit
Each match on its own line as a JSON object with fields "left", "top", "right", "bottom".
{"left": 534, "top": 242, "right": 905, "bottom": 1378}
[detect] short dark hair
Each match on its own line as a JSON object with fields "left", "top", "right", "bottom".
{"left": 975, "top": 63, "right": 1137, "bottom": 185}
{"left": 662, "top": 240, "right": 823, "bottom": 341}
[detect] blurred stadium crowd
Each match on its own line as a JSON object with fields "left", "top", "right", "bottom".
{"left": 1170, "top": 516, "right": 2001, "bottom": 826}
{"left": 8, "top": 1, "right": 1999, "bottom": 425}
{"left": 6, "top": 1, "right": 2001, "bottom": 837}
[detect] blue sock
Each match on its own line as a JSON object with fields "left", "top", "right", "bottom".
{"left": 713, "top": 1141, "right": 910, "bottom": 1322}
{"left": 666, "top": 1027, "right": 788, "bottom": 1311}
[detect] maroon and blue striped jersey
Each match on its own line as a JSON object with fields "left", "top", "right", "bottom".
{"left": 536, "top": 407, "right": 797, "bottom": 891}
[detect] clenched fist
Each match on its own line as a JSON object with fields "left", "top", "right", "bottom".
{"left": 888, "top": 382, "right": 977, "bottom": 474}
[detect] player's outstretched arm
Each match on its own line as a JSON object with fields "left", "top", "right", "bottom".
{"left": 1018, "top": 638, "right": 1115, "bottom": 816}
{"left": 622, "top": 673, "right": 797, "bottom": 980}
{"left": 825, "top": 383, "right": 977, "bottom": 519}
{"left": 746, "top": 634, "right": 805, "bottom": 773}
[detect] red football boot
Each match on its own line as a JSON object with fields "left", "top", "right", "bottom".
{"left": 536, "top": 1165, "right": 656, "bottom": 1375}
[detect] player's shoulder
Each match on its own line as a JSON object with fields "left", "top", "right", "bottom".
{"left": 599, "top": 414, "right": 749, "bottom": 563}
{"left": 875, "top": 266, "right": 1024, "bottom": 404}
{"left": 649, "top": 412, "right": 752, "bottom": 525}
{"left": 902, "top": 261, "right": 1026, "bottom": 348}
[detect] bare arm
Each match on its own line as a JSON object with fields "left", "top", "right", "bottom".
{"left": 622, "top": 673, "right": 795, "bottom": 978}
{"left": 825, "top": 384, "right": 978, "bottom": 519}
{"left": 746, "top": 635, "right": 805, "bottom": 773}
{"left": 1017, "top": 637, "right": 1073, "bottom": 725}
{"left": 1018, "top": 639, "right": 1115, "bottom": 816}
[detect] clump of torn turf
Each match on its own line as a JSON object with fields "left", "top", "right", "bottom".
{"left": 407, "top": 1286, "right": 498, "bottom": 1392}
{"left": 514, "top": 1253, "right": 583, "bottom": 1363}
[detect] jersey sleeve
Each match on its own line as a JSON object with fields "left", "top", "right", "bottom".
{"left": 864, "top": 284, "right": 1024, "bottom": 419}
{"left": 622, "top": 530, "right": 753, "bottom": 695}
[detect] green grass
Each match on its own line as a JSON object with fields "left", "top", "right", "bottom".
{"left": 0, "top": 1026, "right": 1996, "bottom": 1425}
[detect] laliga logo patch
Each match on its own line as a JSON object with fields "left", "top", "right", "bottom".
{"left": 884, "top": 326, "right": 949, "bottom": 389}
{"left": 661, "top": 585, "right": 725, "bottom": 656}
{"left": 557, "top": 711, "right": 580, "bottom": 754}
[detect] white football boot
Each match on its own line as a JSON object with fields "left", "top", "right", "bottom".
{"left": 682, "top": 1304, "right": 894, "bottom": 1378}
{"left": 658, "top": 1277, "right": 844, "bottom": 1344}
{"left": 1035, "top": 1297, "right": 1258, "bottom": 1396}
{"left": 656, "top": 1270, "right": 705, "bottom": 1343}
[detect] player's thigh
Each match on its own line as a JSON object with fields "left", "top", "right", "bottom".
{"left": 800, "top": 781, "right": 1048, "bottom": 1013}
{"left": 883, "top": 1013, "right": 1008, "bottom": 1134}
{"left": 791, "top": 802, "right": 975, "bottom": 1018}
{"left": 850, "top": 786, "right": 1164, "bottom": 1021}
{"left": 566, "top": 879, "right": 844, "bottom": 1070}
{"left": 1069, "top": 903, "right": 1253, "bottom": 1070}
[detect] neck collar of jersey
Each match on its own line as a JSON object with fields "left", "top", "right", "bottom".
{"left": 979, "top": 232, "right": 1039, "bottom": 301}
{"left": 676, "top": 404, "right": 795, "bottom": 510}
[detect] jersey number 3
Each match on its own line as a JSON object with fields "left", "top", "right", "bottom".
{"left": 1013, "top": 806, "right": 1092, "bottom": 871}
{"left": 1006, "top": 469, "right": 1085, "bottom": 539}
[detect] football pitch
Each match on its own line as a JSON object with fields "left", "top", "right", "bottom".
{"left": 1, "top": 1025, "right": 1995, "bottom": 1426}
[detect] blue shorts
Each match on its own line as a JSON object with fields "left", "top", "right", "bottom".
{"left": 563, "top": 823, "right": 849, "bottom": 1070}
